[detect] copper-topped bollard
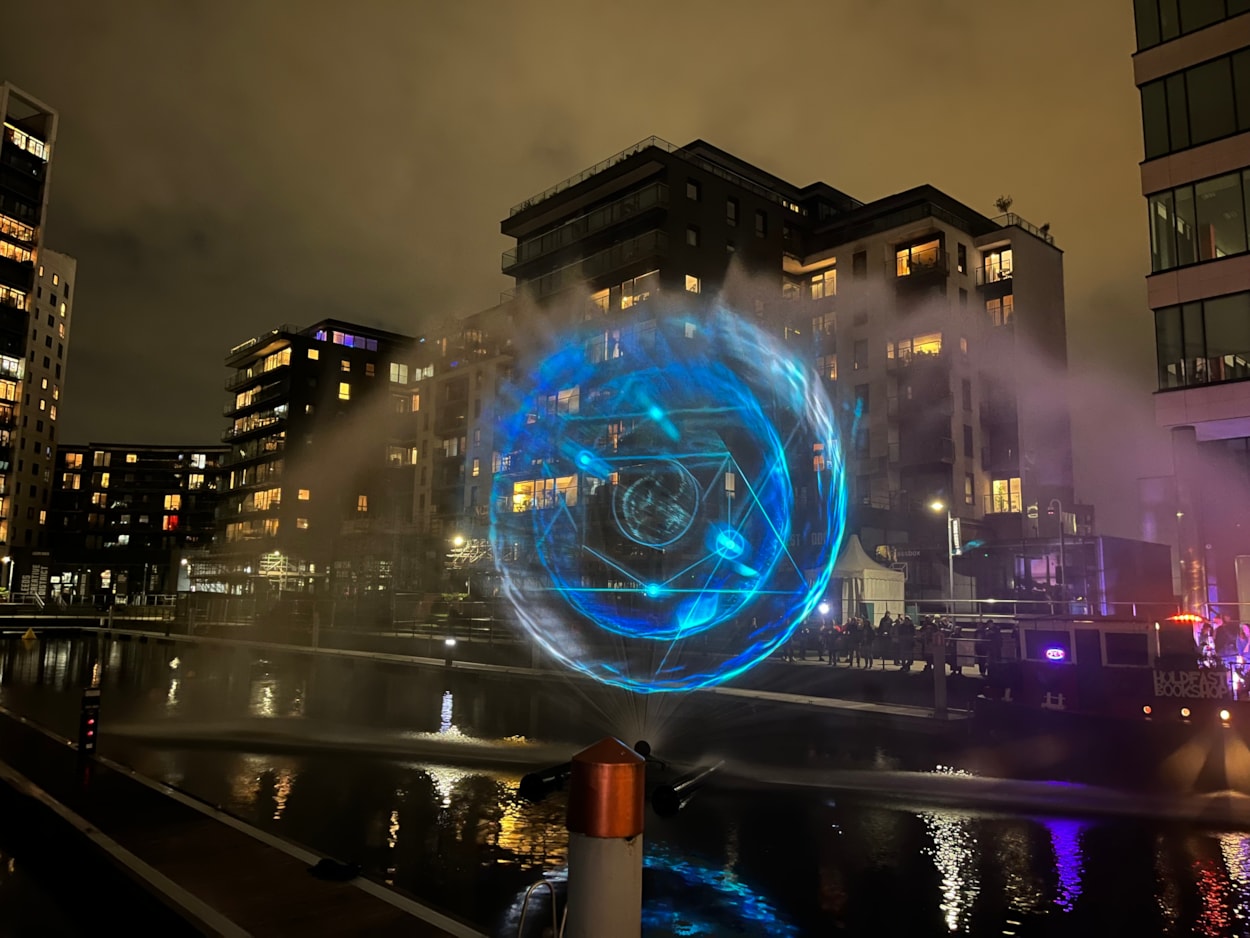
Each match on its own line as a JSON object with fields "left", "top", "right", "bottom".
{"left": 564, "top": 737, "right": 646, "bottom": 937}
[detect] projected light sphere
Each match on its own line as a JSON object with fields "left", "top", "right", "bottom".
{"left": 490, "top": 309, "right": 846, "bottom": 693}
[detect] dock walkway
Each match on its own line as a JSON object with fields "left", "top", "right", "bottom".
{"left": 0, "top": 707, "right": 485, "bottom": 937}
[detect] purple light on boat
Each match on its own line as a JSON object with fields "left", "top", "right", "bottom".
{"left": 1045, "top": 647, "right": 1067, "bottom": 662}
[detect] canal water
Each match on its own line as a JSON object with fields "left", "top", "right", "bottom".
{"left": 2, "top": 633, "right": 1250, "bottom": 937}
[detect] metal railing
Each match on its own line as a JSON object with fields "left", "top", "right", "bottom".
{"left": 227, "top": 324, "right": 302, "bottom": 358}
{"left": 508, "top": 136, "right": 809, "bottom": 218}
{"left": 993, "top": 213, "right": 1054, "bottom": 245}
{"left": 975, "top": 265, "right": 1012, "bottom": 286}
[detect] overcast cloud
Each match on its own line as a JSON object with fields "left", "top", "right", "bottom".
{"left": 0, "top": 0, "right": 1161, "bottom": 537}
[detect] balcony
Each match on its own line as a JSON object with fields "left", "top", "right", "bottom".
{"left": 223, "top": 413, "right": 287, "bottom": 442}
{"left": 224, "top": 382, "right": 286, "bottom": 417}
{"left": 975, "top": 265, "right": 1013, "bottom": 288}
{"left": 520, "top": 230, "right": 668, "bottom": 300}
{"left": 892, "top": 437, "right": 955, "bottom": 466}
{"left": 502, "top": 183, "right": 669, "bottom": 274}
{"left": 225, "top": 360, "right": 289, "bottom": 392}
{"left": 992, "top": 212, "right": 1054, "bottom": 246}
{"left": 885, "top": 346, "right": 945, "bottom": 372}
{"left": 983, "top": 493, "right": 1022, "bottom": 515}
{"left": 893, "top": 246, "right": 948, "bottom": 282}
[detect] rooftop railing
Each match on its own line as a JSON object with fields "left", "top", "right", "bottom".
{"left": 993, "top": 213, "right": 1054, "bottom": 245}
{"left": 508, "top": 136, "right": 806, "bottom": 218}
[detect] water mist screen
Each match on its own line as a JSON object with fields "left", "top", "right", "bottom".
{"left": 490, "top": 310, "right": 846, "bottom": 692}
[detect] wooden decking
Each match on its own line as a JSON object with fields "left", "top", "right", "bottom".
{"left": 0, "top": 709, "right": 484, "bottom": 937}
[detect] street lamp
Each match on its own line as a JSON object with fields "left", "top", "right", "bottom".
{"left": 1048, "top": 498, "right": 1066, "bottom": 610}
{"left": 1, "top": 556, "right": 13, "bottom": 598}
{"left": 929, "top": 501, "right": 954, "bottom": 615}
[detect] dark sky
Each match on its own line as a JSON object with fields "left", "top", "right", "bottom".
{"left": 1, "top": 1, "right": 1161, "bottom": 538}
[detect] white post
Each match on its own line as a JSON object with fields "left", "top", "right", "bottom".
{"left": 565, "top": 737, "right": 645, "bottom": 938}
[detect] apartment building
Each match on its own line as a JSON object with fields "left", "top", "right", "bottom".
{"left": 494, "top": 138, "right": 1078, "bottom": 601}
{"left": 1134, "top": 0, "right": 1250, "bottom": 612}
{"left": 213, "top": 320, "right": 417, "bottom": 594}
{"left": 0, "top": 83, "right": 74, "bottom": 587}
{"left": 49, "top": 442, "right": 228, "bottom": 598}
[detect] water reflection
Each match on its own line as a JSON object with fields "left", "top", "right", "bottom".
{"left": 920, "top": 811, "right": 980, "bottom": 933}
{"left": 439, "top": 690, "right": 454, "bottom": 734}
{"left": 1220, "top": 832, "right": 1250, "bottom": 934}
{"left": 1045, "top": 819, "right": 1085, "bottom": 912}
{"left": 996, "top": 826, "right": 1045, "bottom": 917}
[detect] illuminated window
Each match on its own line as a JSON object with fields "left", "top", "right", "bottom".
{"left": 986, "top": 295, "right": 1014, "bottom": 326}
{"left": 725, "top": 472, "right": 737, "bottom": 499}
{"left": 59, "top": 303, "right": 66, "bottom": 316}
{"left": 125, "top": 453, "right": 136, "bottom": 463}
{"left": 296, "top": 518, "right": 309, "bottom": 530}
{"left": 66, "top": 453, "right": 82, "bottom": 469}
{"left": 472, "top": 457, "right": 480, "bottom": 477}
{"left": 812, "top": 442, "right": 827, "bottom": 472}
{"left": 389, "top": 362, "right": 409, "bottom": 383}
{"left": 815, "top": 355, "right": 837, "bottom": 381}
{"left": 357, "top": 494, "right": 368, "bottom": 513}
{"left": 365, "top": 362, "right": 375, "bottom": 377}
{"left": 685, "top": 275, "right": 701, "bottom": 294}
{"left": 191, "top": 453, "right": 207, "bottom": 469}
{"left": 38, "top": 265, "right": 43, "bottom": 278}
{"left": 39, "top": 378, "right": 46, "bottom": 389}
{"left": 590, "top": 288, "right": 610, "bottom": 314}
{"left": 52, "top": 387, "right": 58, "bottom": 400}
{"left": 809, "top": 267, "right": 836, "bottom": 299}
{"left": 981, "top": 248, "right": 1013, "bottom": 282}
{"left": 338, "top": 382, "right": 351, "bottom": 401}
{"left": 308, "top": 349, "right": 319, "bottom": 360}
{"left": 991, "top": 477, "right": 1022, "bottom": 513}
{"left": 52, "top": 273, "right": 58, "bottom": 286}
{"left": 510, "top": 476, "right": 578, "bottom": 511}
{"left": 965, "top": 473, "right": 975, "bottom": 506}
{"left": 100, "top": 472, "right": 110, "bottom": 489}
{"left": 960, "top": 336, "right": 968, "bottom": 354}
{"left": 411, "top": 392, "right": 420, "bottom": 412}
{"left": 164, "top": 494, "right": 181, "bottom": 510}
{"left": 298, "top": 488, "right": 310, "bottom": 500}
{"left": 896, "top": 239, "right": 942, "bottom": 276}
{"left": 887, "top": 333, "right": 943, "bottom": 364}
{"left": 91, "top": 492, "right": 106, "bottom": 507}
{"left": 38, "top": 399, "right": 45, "bottom": 411}
{"left": 188, "top": 473, "right": 204, "bottom": 489}
{"left": 341, "top": 360, "right": 350, "bottom": 372}
{"left": 163, "top": 514, "right": 179, "bottom": 531}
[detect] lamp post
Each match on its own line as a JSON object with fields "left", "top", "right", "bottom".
{"left": 930, "top": 501, "right": 954, "bottom": 616}
{"left": 1048, "top": 498, "right": 1066, "bottom": 611}
{"left": 1, "top": 556, "right": 10, "bottom": 600}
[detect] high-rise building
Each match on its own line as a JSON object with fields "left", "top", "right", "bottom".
{"left": 1133, "top": 1, "right": 1250, "bottom": 613}
{"left": 213, "top": 320, "right": 418, "bottom": 594}
{"left": 49, "top": 442, "right": 229, "bottom": 599}
{"left": 0, "top": 83, "right": 73, "bottom": 588}
{"left": 495, "top": 138, "right": 1078, "bottom": 602}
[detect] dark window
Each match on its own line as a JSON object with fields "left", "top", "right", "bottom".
{"left": 1165, "top": 73, "right": 1190, "bottom": 151}
{"left": 1236, "top": 50, "right": 1250, "bottom": 130}
{"left": 956, "top": 244, "right": 967, "bottom": 274}
{"left": 727, "top": 198, "right": 738, "bottom": 226}
{"left": 854, "top": 383, "right": 870, "bottom": 415}
{"left": 686, "top": 226, "right": 699, "bottom": 247}
{"left": 959, "top": 288, "right": 968, "bottom": 307}
{"left": 853, "top": 340, "right": 868, "bottom": 371}
{"left": 754, "top": 210, "right": 767, "bottom": 238}
{"left": 852, "top": 251, "right": 867, "bottom": 280}
{"left": 1180, "top": 0, "right": 1225, "bottom": 32}
{"left": 1141, "top": 80, "right": 1170, "bottom": 159}
{"left": 43, "top": 336, "right": 51, "bottom": 348}
{"left": 854, "top": 425, "right": 869, "bottom": 453}
{"left": 1154, "top": 291, "right": 1250, "bottom": 388}
{"left": 1134, "top": 0, "right": 1161, "bottom": 48}
{"left": 62, "top": 281, "right": 69, "bottom": 298}
{"left": 961, "top": 378, "right": 972, "bottom": 411}
{"left": 963, "top": 425, "right": 974, "bottom": 458}
{"left": 726, "top": 241, "right": 735, "bottom": 254}
{"left": 686, "top": 180, "right": 700, "bottom": 201}
{"left": 1106, "top": 632, "right": 1150, "bottom": 666}
{"left": 1149, "top": 171, "right": 1250, "bottom": 271}
{"left": 45, "top": 315, "right": 52, "bottom": 327}
{"left": 1187, "top": 57, "right": 1236, "bottom": 144}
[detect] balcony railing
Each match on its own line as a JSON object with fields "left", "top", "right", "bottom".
{"left": 227, "top": 324, "right": 301, "bottom": 358}
{"left": 225, "top": 361, "right": 289, "bottom": 392}
{"left": 984, "top": 493, "right": 1023, "bottom": 515}
{"left": 893, "top": 247, "right": 948, "bottom": 280}
{"left": 891, "top": 437, "right": 955, "bottom": 466}
{"left": 503, "top": 182, "right": 669, "bottom": 273}
{"left": 223, "top": 414, "right": 286, "bottom": 441}
{"left": 885, "top": 347, "right": 945, "bottom": 371}
{"left": 508, "top": 136, "right": 809, "bottom": 218}
{"left": 521, "top": 230, "right": 668, "bottom": 300}
{"left": 975, "top": 265, "right": 1013, "bottom": 287}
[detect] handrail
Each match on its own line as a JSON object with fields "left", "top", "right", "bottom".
{"left": 508, "top": 135, "right": 807, "bottom": 218}
{"left": 515, "top": 878, "right": 561, "bottom": 938}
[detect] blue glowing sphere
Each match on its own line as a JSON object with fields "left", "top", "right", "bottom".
{"left": 490, "top": 309, "right": 846, "bottom": 693}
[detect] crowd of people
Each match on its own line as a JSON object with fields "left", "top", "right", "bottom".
{"left": 781, "top": 612, "right": 1008, "bottom": 677}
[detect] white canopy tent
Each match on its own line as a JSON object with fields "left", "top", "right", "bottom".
{"left": 826, "top": 534, "right": 906, "bottom": 621}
